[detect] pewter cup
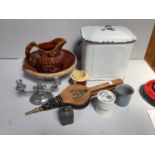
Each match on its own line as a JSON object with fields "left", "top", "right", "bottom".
{"left": 114, "top": 84, "right": 134, "bottom": 107}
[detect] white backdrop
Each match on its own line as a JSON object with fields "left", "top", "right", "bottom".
{"left": 0, "top": 19, "right": 154, "bottom": 59}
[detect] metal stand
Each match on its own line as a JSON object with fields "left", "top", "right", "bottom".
{"left": 16, "top": 77, "right": 61, "bottom": 105}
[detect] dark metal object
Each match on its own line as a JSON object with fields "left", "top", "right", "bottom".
{"left": 105, "top": 25, "right": 115, "bottom": 31}
{"left": 58, "top": 106, "right": 74, "bottom": 126}
{"left": 101, "top": 25, "right": 115, "bottom": 31}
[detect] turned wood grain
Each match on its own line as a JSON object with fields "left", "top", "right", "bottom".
{"left": 145, "top": 24, "right": 155, "bottom": 72}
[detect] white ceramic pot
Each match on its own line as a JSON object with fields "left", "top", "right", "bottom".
{"left": 95, "top": 90, "right": 116, "bottom": 115}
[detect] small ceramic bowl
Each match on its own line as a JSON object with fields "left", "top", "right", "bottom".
{"left": 71, "top": 70, "right": 89, "bottom": 86}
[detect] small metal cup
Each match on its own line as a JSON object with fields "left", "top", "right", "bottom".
{"left": 114, "top": 84, "right": 134, "bottom": 107}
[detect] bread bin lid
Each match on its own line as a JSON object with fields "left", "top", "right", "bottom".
{"left": 81, "top": 25, "right": 137, "bottom": 43}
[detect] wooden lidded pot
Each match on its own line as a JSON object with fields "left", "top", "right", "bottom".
{"left": 71, "top": 70, "right": 89, "bottom": 86}
{"left": 25, "top": 38, "right": 67, "bottom": 73}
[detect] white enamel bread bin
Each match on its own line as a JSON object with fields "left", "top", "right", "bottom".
{"left": 81, "top": 25, "right": 137, "bottom": 80}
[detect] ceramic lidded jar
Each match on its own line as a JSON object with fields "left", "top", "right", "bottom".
{"left": 71, "top": 70, "right": 89, "bottom": 86}
{"left": 95, "top": 90, "right": 116, "bottom": 114}
{"left": 25, "top": 38, "right": 66, "bottom": 73}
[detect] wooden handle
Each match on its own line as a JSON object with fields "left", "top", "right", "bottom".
{"left": 89, "top": 78, "right": 123, "bottom": 96}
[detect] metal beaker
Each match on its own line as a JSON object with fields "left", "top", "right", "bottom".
{"left": 114, "top": 84, "right": 134, "bottom": 107}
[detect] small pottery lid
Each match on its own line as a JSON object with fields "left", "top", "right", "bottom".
{"left": 97, "top": 90, "right": 116, "bottom": 104}
{"left": 81, "top": 26, "right": 137, "bottom": 43}
{"left": 71, "top": 70, "right": 89, "bottom": 82}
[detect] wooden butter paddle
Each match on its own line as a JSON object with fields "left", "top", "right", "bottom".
{"left": 25, "top": 78, "right": 123, "bottom": 115}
